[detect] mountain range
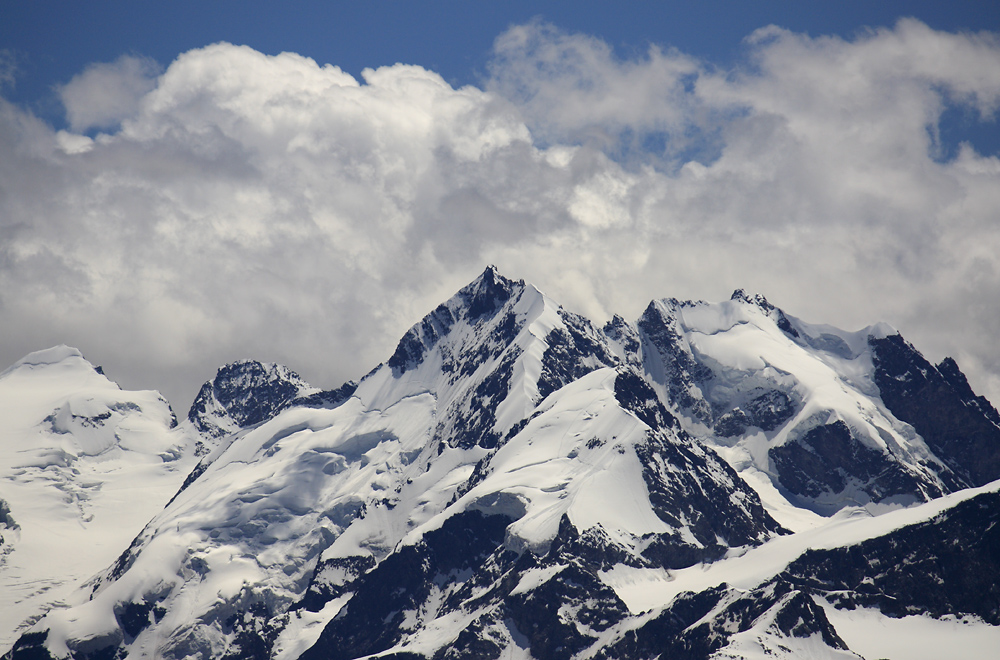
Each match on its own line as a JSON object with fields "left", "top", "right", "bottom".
{"left": 2, "top": 266, "right": 999, "bottom": 659}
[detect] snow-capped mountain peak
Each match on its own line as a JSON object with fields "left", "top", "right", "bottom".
{"left": 187, "top": 360, "right": 317, "bottom": 439}
{"left": 0, "top": 345, "right": 108, "bottom": 382}
{"left": 4, "top": 270, "right": 1000, "bottom": 660}
{"left": 357, "top": 266, "right": 617, "bottom": 449}
{"left": 0, "top": 347, "right": 199, "bottom": 651}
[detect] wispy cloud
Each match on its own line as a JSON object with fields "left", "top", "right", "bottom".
{"left": 1, "top": 21, "right": 999, "bottom": 408}
{"left": 58, "top": 54, "right": 161, "bottom": 132}
{"left": 0, "top": 49, "right": 17, "bottom": 90}
{"left": 488, "top": 20, "right": 708, "bottom": 159}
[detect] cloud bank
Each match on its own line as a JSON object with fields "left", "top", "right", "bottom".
{"left": 2, "top": 19, "right": 999, "bottom": 409}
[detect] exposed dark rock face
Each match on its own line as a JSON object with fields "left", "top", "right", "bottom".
{"left": 0, "top": 499, "right": 13, "bottom": 553}
{"left": 3, "top": 631, "right": 55, "bottom": 660}
{"left": 440, "top": 346, "right": 520, "bottom": 450}
{"left": 613, "top": 368, "right": 680, "bottom": 432}
{"left": 637, "top": 301, "right": 714, "bottom": 424}
{"left": 503, "top": 559, "right": 628, "bottom": 660}
{"left": 714, "top": 408, "right": 752, "bottom": 437}
{"left": 769, "top": 420, "right": 938, "bottom": 507}
{"left": 711, "top": 578, "right": 849, "bottom": 652}
{"left": 387, "top": 302, "right": 458, "bottom": 375}
{"left": 597, "top": 578, "right": 849, "bottom": 660}
{"left": 292, "top": 381, "right": 358, "bottom": 409}
{"left": 293, "top": 554, "right": 375, "bottom": 613}
{"left": 785, "top": 490, "right": 1000, "bottom": 623}
{"left": 384, "top": 268, "right": 530, "bottom": 450}
{"left": 187, "top": 360, "right": 310, "bottom": 437}
{"left": 595, "top": 585, "right": 727, "bottom": 660}
{"left": 388, "top": 266, "right": 517, "bottom": 377}
{"left": 300, "top": 510, "right": 513, "bottom": 660}
{"left": 770, "top": 587, "right": 845, "bottom": 645}
{"left": 115, "top": 599, "right": 159, "bottom": 641}
{"left": 0, "top": 498, "right": 15, "bottom": 531}
{"left": 388, "top": 266, "right": 621, "bottom": 451}
{"left": 301, "top": 511, "right": 635, "bottom": 660}
{"left": 937, "top": 357, "right": 1000, "bottom": 426}
{"left": 219, "top": 602, "right": 283, "bottom": 660}
{"left": 537, "top": 310, "right": 617, "bottom": 401}
{"left": 739, "top": 389, "right": 795, "bottom": 430}
{"left": 545, "top": 515, "right": 647, "bottom": 571}
{"left": 715, "top": 388, "right": 796, "bottom": 437}
{"left": 616, "top": 369, "right": 786, "bottom": 568}
{"left": 460, "top": 265, "right": 517, "bottom": 323}
{"left": 602, "top": 314, "right": 643, "bottom": 370}
{"left": 870, "top": 334, "right": 1000, "bottom": 487}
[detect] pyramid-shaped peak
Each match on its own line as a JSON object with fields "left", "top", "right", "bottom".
{"left": 458, "top": 265, "right": 525, "bottom": 320}
{"left": 481, "top": 263, "right": 502, "bottom": 281}
{"left": 386, "top": 267, "right": 534, "bottom": 376}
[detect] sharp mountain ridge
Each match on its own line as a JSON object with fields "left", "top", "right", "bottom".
{"left": 2, "top": 266, "right": 999, "bottom": 660}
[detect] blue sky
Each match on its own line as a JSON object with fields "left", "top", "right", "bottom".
{"left": 4, "top": 1, "right": 998, "bottom": 149}
{"left": 1, "top": 1, "right": 1000, "bottom": 407}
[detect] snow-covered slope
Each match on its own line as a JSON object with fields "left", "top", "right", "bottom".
{"left": 4, "top": 268, "right": 1000, "bottom": 660}
{"left": 595, "top": 477, "right": 1000, "bottom": 660}
{"left": 631, "top": 290, "right": 984, "bottom": 518}
{"left": 0, "top": 347, "right": 202, "bottom": 650}
{"left": 298, "top": 365, "right": 783, "bottom": 660}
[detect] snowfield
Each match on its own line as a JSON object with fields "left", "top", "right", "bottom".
{"left": 0, "top": 347, "right": 202, "bottom": 650}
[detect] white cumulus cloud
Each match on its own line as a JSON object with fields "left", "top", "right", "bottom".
{"left": 1, "top": 20, "right": 999, "bottom": 410}
{"left": 58, "top": 54, "right": 162, "bottom": 132}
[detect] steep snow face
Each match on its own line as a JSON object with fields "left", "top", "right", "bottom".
{"left": 297, "top": 367, "right": 783, "bottom": 660}
{"left": 635, "top": 293, "right": 956, "bottom": 518}
{"left": 391, "top": 367, "right": 780, "bottom": 563}
{"left": 45, "top": 394, "right": 435, "bottom": 660}
{"left": 0, "top": 347, "right": 200, "bottom": 650}
{"left": 357, "top": 265, "right": 618, "bottom": 449}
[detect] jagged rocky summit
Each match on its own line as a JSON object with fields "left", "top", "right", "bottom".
{"left": 3, "top": 266, "right": 1000, "bottom": 660}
